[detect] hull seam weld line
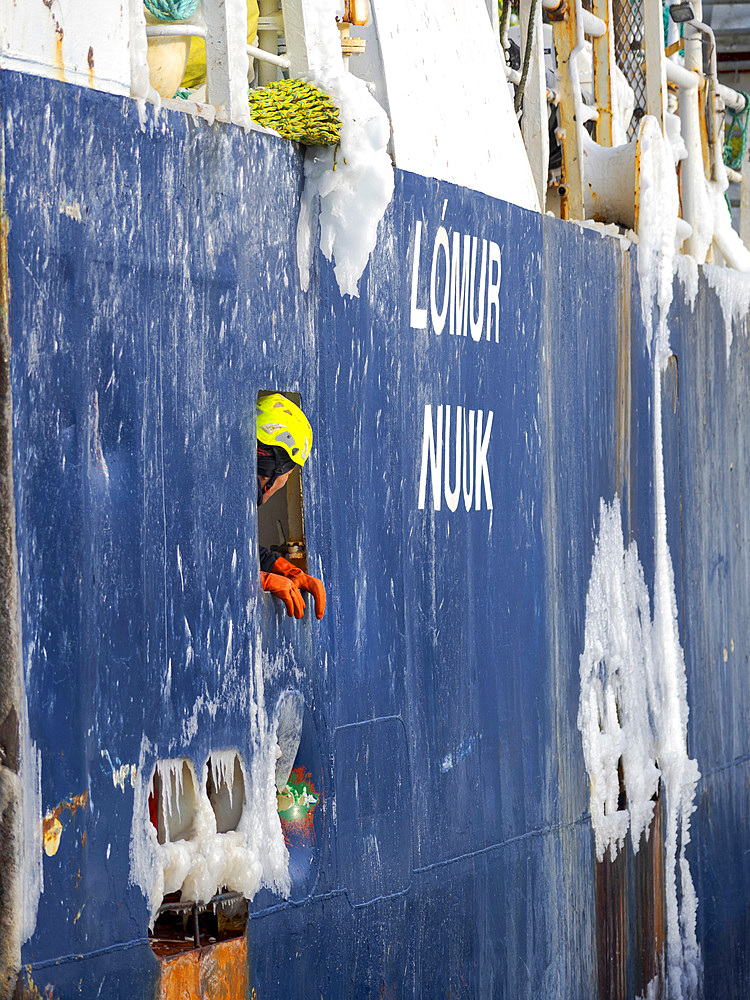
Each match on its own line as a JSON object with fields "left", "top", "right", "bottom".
{"left": 413, "top": 813, "right": 591, "bottom": 874}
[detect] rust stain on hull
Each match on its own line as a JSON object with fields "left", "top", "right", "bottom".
{"left": 159, "top": 937, "right": 248, "bottom": 1000}
{"left": 53, "top": 26, "right": 64, "bottom": 82}
{"left": 595, "top": 785, "right": 666, "bottom": 999}
{"left": 42, "top": 790, "right": 88, "bottom": 856}
{"left": 595, "top": 837, "right": 629, "bottom": 1000}
{"left": 41, "top": 1, "right": 66, "bottom": 81}
{"left": 20, "top": 967, "right": 58, "bottom": 998}
{"left": 42, "top": 814, "right": 62, "bottom": 856}
{"left": 633, "top": 790, "right": 666, "bottom": 998}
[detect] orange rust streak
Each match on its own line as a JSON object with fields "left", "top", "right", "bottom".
{"left": 159, "top": 939, "right": 248, "bottom": 1000}
{"left": 54, "top": 25, "right": 65, "bottom": 82}
{"left": 63, "top": 791, "right": 89, "bottom": 816}
{"left": 200, "top": 937, "right": 248, "bottom": 1000}
{"left": 41, "top": 791, "right": 89, "bottom": 855}
{"left": 45, "top": 790, "right": 88, "bottom": 825}
{"left": 20, "top": 969, "right": 57, "bottom": 999}
{"left": 42, "top": 814, "right": 62, "bottom": 856}
{"left": 159, "top": 950, "right": 200, "bottom": 1000}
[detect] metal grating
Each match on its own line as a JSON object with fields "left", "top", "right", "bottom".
{"left": 613, "top": 0, "right": 648, "bottom": 139}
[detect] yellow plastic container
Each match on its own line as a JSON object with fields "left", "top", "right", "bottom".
{"left": 145, "top": 11, "right": 191, "bottom": 99}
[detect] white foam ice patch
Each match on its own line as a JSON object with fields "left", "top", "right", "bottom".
{"left": 18, "top": 685, "right": 43, "bottom": 943}
{"left": 643, "top": 161, "right": 703, "bottom": 1000}
{"left": 665, "top": 112, "right": 688, "bottom": 167}
{"left": 580, "top": 499, "right": 701, "bottom": 1000}
{"left": 296, "top": 0, "right": 394, "bottom": 298}
{"left": 657, "top": 148, "right": 750, "bottom": 366}
{"left": 2, "top": 600, "right": 43, "bottom": 947}
{"left": 578, "top": 498, "right": 660, "bottom": 861}
{"left": 674, "top": 149, "right": 750, "bottom": 274}
{"left": 580, "top": 112, "right": 702, "bottom": 999}
{"left": 612, "top": 60, "right": 635, "bottom": 147}
{"left": 129, "top": 636, "right": 291, "bottom": 925}
{"left": 576, "top": 219, "right": 632, "bottom": 246}
{"left": 703, "top": 263, "right": 750, "bottom": 364}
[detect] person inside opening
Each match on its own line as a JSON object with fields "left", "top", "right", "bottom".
{"left": 256, "top": 393, "right": 326, "bottom": 620}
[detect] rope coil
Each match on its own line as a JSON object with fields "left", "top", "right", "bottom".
{"left": 248, "top": 79, "right": 342, "bottom": 146}
{"left": 724, "top": 92, "right": 750, "bottom": 173}
{"left": 144, "top": 0, "right": 199, "bottom": 22}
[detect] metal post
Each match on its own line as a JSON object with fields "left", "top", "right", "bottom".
{"left": 676, "top": 70, "right": 708, "bottom": 260}
{"left": 642, "top": 0, "right": 666, "bottom": 131}
{"left": 591, "top": 0, "right": 615, "bottom": 146}
{"left": 678, "top": 0, "right": 710, "bottom": 259}
{"left": 519, "top": 0, "right": 550, "bottom": 208}
{"left": 204, "top": 0, "right": 251, "bottom": 125}
{"left": 257, "top": 0, "right": 284, "bottom": 87}
{"left": 549, "top": 0, "right": 586, "bottom": 219}
{"left": 687, "top": 18, "right": 722, "bottom": 181}
{"left": 0, "top": 124, "right": 25, "bottom": 1000}
{"left": 280, "top": 0, "right": 311, "bottom": 77}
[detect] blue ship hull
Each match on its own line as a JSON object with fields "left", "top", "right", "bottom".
{"left": 1, "top": 71, "right": 748, "bottom": 998}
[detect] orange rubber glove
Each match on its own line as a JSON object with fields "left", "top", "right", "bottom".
{"left": 260, "top": 571, "right": 305, "bottom": 619}
{"left": 271, "top": 556, "right": 326, "bottom": 620}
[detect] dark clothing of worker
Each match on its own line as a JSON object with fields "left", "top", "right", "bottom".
{"left": 260, "top": 544, "right": 279, "bottom": 573}
{"left": 257, "top": 478, "right": 283, "bottom": 572}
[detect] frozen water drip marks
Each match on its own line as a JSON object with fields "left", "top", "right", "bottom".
{"left": 579, "top": 113, "right": 701, "bottom": 1000}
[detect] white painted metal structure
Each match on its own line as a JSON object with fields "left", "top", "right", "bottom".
{"left": 542, "top": 0, "right": 750, "bottom": 264}
{"left": 369, "top": 0, "right": 539, "bottom": 210}
{"left": 519, "top": 0, "right": 550, "bottom": 209}
{"left": 0, "top": 0, "right": 131, "bottom": 95}
{"left": 0, "top": 0, "right": 749, "bottom": 265}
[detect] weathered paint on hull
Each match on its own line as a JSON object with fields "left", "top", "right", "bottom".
{"left": 0, "top": 72, "right": 747, "bottom": 998}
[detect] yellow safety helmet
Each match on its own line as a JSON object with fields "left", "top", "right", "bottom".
{"left": 256, "top": 393, "right": 312, "bottom": 467}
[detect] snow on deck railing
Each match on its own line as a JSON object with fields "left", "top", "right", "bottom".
{"left": 130, "top": 0, "right": 394, "bottom": 298}
{"left": 507, "top": 0, "right": 750, "bottom": 270}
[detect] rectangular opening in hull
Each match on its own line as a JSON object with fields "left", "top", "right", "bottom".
{"left": 257, "top": 390, "right": 309, "bottom": 573}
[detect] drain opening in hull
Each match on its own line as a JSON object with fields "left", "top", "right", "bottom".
{"left": 147, "top": 754, "right": 250, "bottom": 959}
{"left": 149, "top": 890, "right": 249, "bottom": 959}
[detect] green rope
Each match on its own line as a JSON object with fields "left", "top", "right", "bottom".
{"left": 724, "top": 92, "right": 750, "bottom": 173}
{"left": 143, "top": 0, "right": 198, "bottom": 22}
{"left": 514, "top": 0, "right": 538, "bottom": 113}
{"left": 499, "top": 0, "right": 512, "bottom": 48}
{"left": 248, "top": 79, "right": 342, "bottom": 147}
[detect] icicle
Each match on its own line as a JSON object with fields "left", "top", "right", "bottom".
{"left": 130, "top": 642, "right": 293, "bottom": 921}
{"left": 581, "top": 111, "right": 702, "bottom": 1000}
